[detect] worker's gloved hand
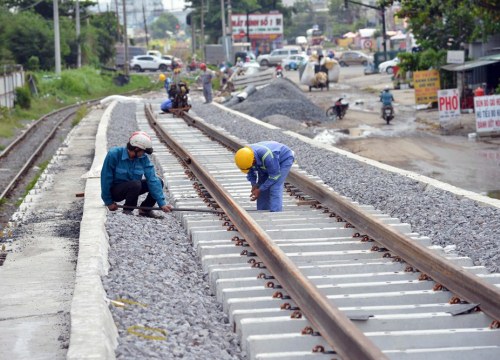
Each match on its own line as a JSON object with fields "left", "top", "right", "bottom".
{"left": 161, "top": 204, "right": 173, "bottom": 213}
{"left": 250, "top": 187, "right": 260, "bottom": 201}
{"left": 107, "top": 203, "right": 118, "bottom": 211}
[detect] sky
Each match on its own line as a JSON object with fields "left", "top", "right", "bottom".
{"left": 161, "top": 0, "right": 188, "bottom": 11}
{"left": 96, "top": 0, "right": 188, "bottom": 12}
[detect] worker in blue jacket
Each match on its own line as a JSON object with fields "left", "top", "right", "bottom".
{"left": 234, "top": 141, "right": 295, "bottom": 212}
{"left": 101, "top": 131, "right": 172, "bottom": 218}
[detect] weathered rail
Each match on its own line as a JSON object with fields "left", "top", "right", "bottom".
{"left": 141, "top": 104, "right": 500, "bottom": 359}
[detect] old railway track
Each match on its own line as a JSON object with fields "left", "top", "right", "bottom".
{"left": 0, "top": 103, "right": 95, "bottom": 227}
{"left": 136, "top": 103, "right": 500, "bottom": 360}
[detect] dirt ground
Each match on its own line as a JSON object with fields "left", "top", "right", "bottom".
{"left": 285, "top": 69, "right": 500, "bottom": 195}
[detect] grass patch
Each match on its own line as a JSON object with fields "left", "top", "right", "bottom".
{"left": 72, "top": 105, "right": 88, "bottom": 127}
{"left": 1, "top": 66, "right": 156, "bottom": 139}
{"left": 16, "top": 160, "right": 50, "bottom": 206}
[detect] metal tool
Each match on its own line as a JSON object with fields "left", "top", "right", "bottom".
{"left": 116, "top": 205, "right": 223, "bottom": 214}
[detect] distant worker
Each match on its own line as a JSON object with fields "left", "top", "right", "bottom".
{"left": 327, "top": 49, "right": 335, "bottom": 59}
{"left": 172, "top": 67, "right": 182, "bottom": 85}
{"left": 380, "top": 85, "right": 394, "bottom": 116}
{"left": 199, "top": 63, "right": 214, "bottom": 104}
{"left": 101, "top": 131, "right": 172, "bottom": 218}
{"left": 236, "top": 57, "right": 244, "bottom": 67}
{"left": 159, "top": 73, "right": 171, "bottom": 95}
{"left": 474, "top": 83, "right": 485, "bottom": 97}
{"left": 160, "top": 98, "right": 172, "bottom": 113}
{"left": 234, "top": 141, "right": 295, "bottom": 212}
{"left": 275, "top": 62, "right": 284, "bottom": 78}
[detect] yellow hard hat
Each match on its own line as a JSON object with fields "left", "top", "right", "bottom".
{"left": 234, "top": 147, "right": 254, "bottom": 173}
{"left": 159, "top": 73, "right": 166, "bottom": 81}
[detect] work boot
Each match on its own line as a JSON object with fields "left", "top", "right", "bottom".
{"left": 138, "top": 210, "right": 164, "bottom": 219}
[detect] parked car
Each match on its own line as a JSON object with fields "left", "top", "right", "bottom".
{"left": 378, "top": 57, "right": 400, "bottom": 74}
{"left": 283, "top": 54, "right": 308, "bottom": 70}
{"left": 337, "top": 51, "right": 373, "bottom": 67}
{"left": 130, "top": 55, "right": 170, "bottom": 72}
{"left": 257, "top": 48, "right": 301, "bottom": 67}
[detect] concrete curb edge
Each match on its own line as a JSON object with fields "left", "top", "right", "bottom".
{"left": 67, "top": 101, "right": 118, "bottom": 359}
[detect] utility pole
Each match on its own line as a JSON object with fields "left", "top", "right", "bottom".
{"left": 227, "top": 0, "right": 232, "bottom": 40}
{"left": 122, "top": 0, "right": 129, "bottom": 76}
{"left": 201, "top": 0, "right": 205, "bottom": 58}
{"left": 221, "top": 0, "right": 230, "bottom": 63}
{"left": 114, "top": 0, "right": 121, "bottom": 41}
{"left": 53, "top": 0, "right": 61, "bottom": 74}
{"left": 344, "top": 0, "right": 388, "bottom": 61}
{"left": 142, "top": 1, "right": 149, "bottom": 50}
{"left": 76, "top": 0, "right": 81, "bottom": 68}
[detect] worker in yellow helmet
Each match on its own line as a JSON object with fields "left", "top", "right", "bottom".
{"left": 234, "top": 141, "right": 295, "bottom": 212}
{"left": 159, "top": 73, "right": 171, "bottom": 95}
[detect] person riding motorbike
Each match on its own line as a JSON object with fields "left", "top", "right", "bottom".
{"left": 275, "top": 63, "right": 284, "bottom": 78}
{"left": 380, "top": 85, "right": 394, "bottom": 117}
{"left": 334, "top": 97, "right": 348, "bottom": 118}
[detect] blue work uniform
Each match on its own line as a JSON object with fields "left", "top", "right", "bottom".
{"left": 101, "top": 147, "right": 166, "bottom": 208}
{"left": 164, "top": 77, "right": 171, "bottom": 95}
{"left": 380, "top": 90, "right": 394, "bottom": 106}
{"left": 161, "top": 98, "right": 172, "bottom": 112}
{"left": 246, "top": 141, "right": 295, "bottom": 212}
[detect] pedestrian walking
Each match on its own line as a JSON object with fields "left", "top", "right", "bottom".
{"left": 199, "top": 63, "right": 214, "bottom": 104}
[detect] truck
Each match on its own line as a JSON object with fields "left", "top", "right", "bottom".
{"left": 306, "top": 28, "right": 325, "bottom": 46}
{"left": 204, "top": 42, "right": 252, "bottom": 66}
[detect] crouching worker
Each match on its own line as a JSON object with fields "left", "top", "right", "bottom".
{"left": 234, "top": 141, "right": 295, "bottom": 212}
{"left": 160, "top": 98, "right": 172, "bottom": 113}
{"left": 101, "top": 131, "right": 172, "bottom": 218}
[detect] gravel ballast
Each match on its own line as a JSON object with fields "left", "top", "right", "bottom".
{"left": 192, "top": 82, "right": 500, "bottom": 273}
{"left": 103, "top": 84, "right": 499, "bottom": 358}
{"left": 103, "top": 102, "right": 245, "bottom": 360}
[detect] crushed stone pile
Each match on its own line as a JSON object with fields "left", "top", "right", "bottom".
{"left": 228, "top": 78, "right": 329, "bottom": 123}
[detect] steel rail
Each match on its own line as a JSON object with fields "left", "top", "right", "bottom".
{"left": 0, "top": 110, "right": 76, "bottom": 202}
{"left": 179, "top": 111, "right": 500, "bottom": 322}
{"left": 146, "top": 105, "right": 388, "bottom": 360}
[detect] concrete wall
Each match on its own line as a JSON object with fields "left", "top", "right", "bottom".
{"left": 0, "top": 66, "right": 25, "bottom": 109}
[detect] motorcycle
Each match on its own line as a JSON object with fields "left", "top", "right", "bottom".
{"left": 382, "top": 105, "right": 394, "bottom": 125}
{"left": 326, "top": 98, "right": 349, "bottom": 120}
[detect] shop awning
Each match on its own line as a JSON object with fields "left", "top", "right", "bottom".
{"left": 480, "top": 53, "right": 500, "bottom": 61}
{"left": 441, "top": 59, "right": 498, "bottom": 71}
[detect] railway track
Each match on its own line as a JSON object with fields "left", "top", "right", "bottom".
{"left": 0, "top": 102, "right": 94, "bottom": 227}
{"left": 132, "top": 104, "right": 500, "bottom": 359}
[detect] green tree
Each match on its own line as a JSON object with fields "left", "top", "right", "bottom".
{"left": 0, "top": 7, "right": 15, "bottom": 65}
{"left": 329, "top": 0, "right": 372, "bottom": 37}
{"left": 86, "top": 11, "right": 120, "bottom": 65}
{"left": 150, "top": 12, "right": 179, "bottom": 39}
{"left": 4, "top": 11, "right": 56, "bottom": 70}
{"left": 391, "top": 0, "right": 500, "bottom": 51}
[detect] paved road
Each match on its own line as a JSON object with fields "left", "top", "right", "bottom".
{"left": 282, "top": 64, "right": 500, "bottom": 197}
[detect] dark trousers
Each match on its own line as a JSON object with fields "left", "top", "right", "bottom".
{"left": 110, "top": 179, "right": 163, "bottom": 208}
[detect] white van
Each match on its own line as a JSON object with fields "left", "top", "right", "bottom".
{"left": 257, "top": 48, "right": 301, "bottom": 67}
